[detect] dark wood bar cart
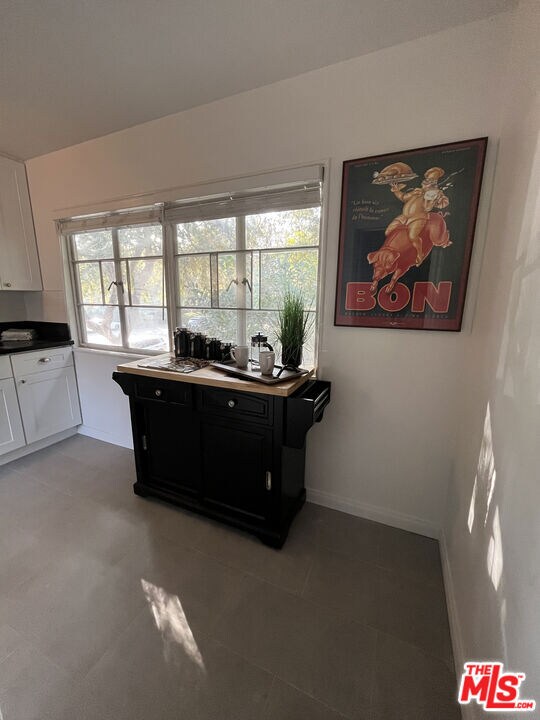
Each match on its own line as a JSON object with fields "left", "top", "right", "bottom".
{"left": 113, "top": 359, "right": 331, "bottom": 547}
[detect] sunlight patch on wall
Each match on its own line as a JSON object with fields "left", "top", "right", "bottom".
{"left": 487, "top": 507, "right": 504, "bottom": 592}
{"left": 472, "top": 402, "right": 498, "bottom": 529}
{"left": 467, "top": 477, "right": 477, "bottom": 534}
{"left": 141, "top": 578, "right": 206, "bottom": 672}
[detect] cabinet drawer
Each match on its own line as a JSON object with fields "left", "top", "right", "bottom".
{"left": 135, "top": 377, "right": 192, "bottom": 406}
{"left": 11, "top": 347, "right": 73, "bottom": 378}
{"left": 0, "top": 356, "right": 12, "bottom": 380}
{"left": 198, "top": 386, "right": 272, "bottom": 425}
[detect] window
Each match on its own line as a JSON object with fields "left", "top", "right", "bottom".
{"left": 174, "top": 207, "right": 320, "bottom": 365}
{"left": 69, "top": 223, "right": 168, "bottom": 352}
{"left": 63, "top": 170, "right": 323, "bottom": 364}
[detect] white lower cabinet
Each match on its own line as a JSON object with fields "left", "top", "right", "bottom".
{"left": 0, "top": 377, "right": 26, "bottom": 454}
{"left": 16, "top": 365, "right": 82, "bottom": 444}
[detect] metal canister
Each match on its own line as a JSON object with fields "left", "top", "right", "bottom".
{"left": 174, "top": 327, "right": 190, "bottom": 358}
{"left": 210, "top": 338, "right": 221, "bottom": 360}
{"left": 220, "top": 342, "right": 233, "bottom": 362}
{"left": 191, "top": 333, "right": 206, "bottom": 359}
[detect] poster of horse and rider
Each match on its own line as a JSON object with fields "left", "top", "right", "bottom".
{"left": 334, "top": 137, "right": 487, "bottom": 330}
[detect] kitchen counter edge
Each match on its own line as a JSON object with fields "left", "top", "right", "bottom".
{"left": 115, "top": 359, "right": 313, "bottom": 397}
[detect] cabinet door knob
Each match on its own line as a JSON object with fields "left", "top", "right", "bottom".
{"left": 227, "top": 399, "right": 237, "bottom": 408}
{"left": 4, "top": 282, "right": 12, "bottom": 288}
{"left": 154, "top": 389, "right": 162, "bottom": 397}
{"left": 20, "top": 379, "right": 26, "bottom": 384}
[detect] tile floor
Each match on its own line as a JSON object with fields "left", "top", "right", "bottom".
{"left": 0, "top": 435, "right": 460, "bottom": 719}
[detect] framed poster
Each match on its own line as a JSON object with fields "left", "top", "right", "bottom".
{"left": 334, "top": 137, "right": 487, "bottom": 330}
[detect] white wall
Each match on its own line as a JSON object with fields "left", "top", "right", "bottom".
{"left": 25, "top": 13, "right": 512, "bottom": 536}
{"left": 0, "top": 291, "right": 27, "bottom": 321}
{"left": 73, "top": 349, "right": 139, "bottom": 448}
{"left": 442, "top": 1, "right": 540, "bottom": 712}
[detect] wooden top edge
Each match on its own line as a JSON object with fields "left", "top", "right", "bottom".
{"left": 115, "top": 356, "right": 313, "bottom": 397}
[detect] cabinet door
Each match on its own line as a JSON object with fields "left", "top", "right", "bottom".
{"left": 0, "top": 377, "right": 26, "bottom": 456}
{"left": 0, "top": 156, "right": 42, "bottom": 290}
{"left": 140, "top": 402, "right": 200, "bottom": 496}
{"left": 200, "top": 418, "right": 272, "bottom": 521}
{"left": 16, "top": 366, "right": 81, "bottom": 444}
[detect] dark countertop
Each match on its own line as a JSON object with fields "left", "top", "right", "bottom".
{"left": 0, "top": 321, "right": 73, "bottom": 356}
{"left": 0, "top": 339, "right": 74, "bottom": 356}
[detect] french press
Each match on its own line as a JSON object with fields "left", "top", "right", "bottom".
{"left": 250, "top": 333, "right": 273, "bottom": 367}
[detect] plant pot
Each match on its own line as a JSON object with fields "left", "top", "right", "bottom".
{"left": 281, "top": 345, "right": 302, "bottom": 369}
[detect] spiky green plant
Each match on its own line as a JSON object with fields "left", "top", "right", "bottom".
{"left": 275, "top": 290, "right": 313, "bottom": 367}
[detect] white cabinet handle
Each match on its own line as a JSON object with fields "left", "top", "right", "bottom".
{"left": 39, "top": 357, "right": 52, "bottom": 363}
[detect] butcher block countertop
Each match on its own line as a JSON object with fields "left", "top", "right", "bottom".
{"left": 116, "top": 355, "right": 313, "bottom": 397}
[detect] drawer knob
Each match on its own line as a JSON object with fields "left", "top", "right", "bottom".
{"left": 227, "top": 399, "right": 237, "bottom": 408}
{"left": 154, "top": 389, "right": 162, "bottom": 397}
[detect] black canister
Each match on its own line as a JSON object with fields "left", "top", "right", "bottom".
{"left": 209, "top": 338, "right": 221, "bottom": 360}
{"left": 174, "top": 327, "right": 190, "bottom": 358}
{"left": 220, "top": 342, "right": 233, "bottom": 362}
{"left": 191, "top": 333, "right": 206, "bottom": 359}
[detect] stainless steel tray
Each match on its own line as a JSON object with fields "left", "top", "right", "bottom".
{"left": 212, "top": 360, "right": 309, "bottom": 385}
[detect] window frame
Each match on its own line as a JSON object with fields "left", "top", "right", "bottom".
{"left": 67, "top": 223, "right": 168, "bottom": 355}
{"left": 171, "top": 209, "right": 321, "bottom": 350}
{"left": 63, "top": 169, "right": 326, "bottom": 364}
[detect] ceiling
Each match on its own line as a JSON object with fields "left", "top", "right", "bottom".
{"left": 0, "top": 0, "right": 515, "bottom": 160}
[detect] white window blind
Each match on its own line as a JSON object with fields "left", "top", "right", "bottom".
{"left": 164, "top": 181, "right": 321, "bottom": 224}
{"left": 58, "top": 204, "right": 162, "bottom": 235}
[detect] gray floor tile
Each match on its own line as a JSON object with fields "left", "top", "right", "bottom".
{"left": 57, "top": 608, "right": 273, "bottom": 720}
{"left": 377, "top": 524, "right": 443, "bottom": 585}
{"left": 0, "top": 626, "right": 74, "bottom": 720}
{"left": 0, "top": 469, "right": 77, "bottom": 537}
{"left": 3, "top": 552, "right": 146, "bottom": 677}
{"left": 370, "top": 632, "right": 461, "bottom": 720}
{"left": 116, "top": 537, "right": 252, "bottom": 636}
{"left": 30, "top": 496, "right": 142, "bottom": 566}
{"left": 213, "top": 575, "right": 377, "bottom": 717}
{"left": 292, "top": 503, "right": 381, "bottom": 565}
{"left": 0, "top": 624, "right": 22, "bottom": 663}
{"left": 373, "top": 567, "right": 453, "bottom": 664}
{"left": 129, "top": 498, "right": 212, "bottom": 548}
{"left": 194, "top": 517, "right": 314, "bottom": 594}
{"left": 302, "top": 546, "right": 380, "bottom": 623}
{"left": 263, "top": 679, "right": 362, "bottom": 719}
{"left": 0, "top": 436, "right": 458, "bottom": 719}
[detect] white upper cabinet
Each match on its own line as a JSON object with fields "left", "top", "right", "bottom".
{"left": 0, "top": 155, "right": 42, "bottom": 291}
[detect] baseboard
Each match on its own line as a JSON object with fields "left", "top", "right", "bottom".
{"left": 306, "top": 487, "right": 440, "bottom": 539}
{"left": 78, "top": 424, "right": 133, "bottom": 450}
{"left": 0, "top": 427, "right": 77, "bottom": 466}
{"left": 440, "top": 527, "right": 467, "bottom": 719}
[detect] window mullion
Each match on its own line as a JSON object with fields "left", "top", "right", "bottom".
{"left": 112, "top": 228, "right": 129, "bottom": 349}
{"left": 68, "top": 233, "right": 87, "bottom": 345}
{"left": 164, "top": 221, "right": 177, "bottom": 350}
{"left": 236, "top": 215, "right": 246, "bottom": 345}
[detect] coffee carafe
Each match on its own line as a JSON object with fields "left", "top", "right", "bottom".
{"left": 250, "top": 333, "right": 273, "bottom": 367}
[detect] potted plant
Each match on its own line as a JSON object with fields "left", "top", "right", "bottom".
{"left": 275, "top": 290, "right": 313, "bottom": 369}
